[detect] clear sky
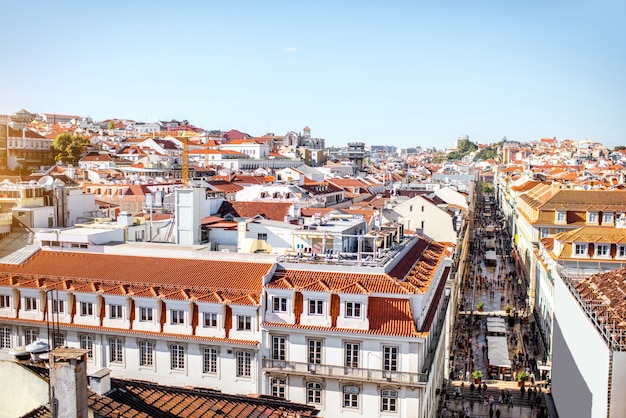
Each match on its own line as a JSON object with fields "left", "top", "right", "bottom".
{"left": 1, "top": 1, "right": 624, "bottom": 149}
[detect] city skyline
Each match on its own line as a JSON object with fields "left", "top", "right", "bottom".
{"left": 1, "top": 1, "right": 624, "bottom": 149}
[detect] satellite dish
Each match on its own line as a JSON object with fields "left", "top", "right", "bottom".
{"left": 37, "top": 176, "right": 54, "bottom": 189}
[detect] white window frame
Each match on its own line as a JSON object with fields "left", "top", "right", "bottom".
{"left": 307, "top": 381, "right": 323, "bottom": 405}
{"left": 603, "top": 212, "right": 613, "bottom": 224}
{"left": 80, "top": 302, "right": 93, "bottom": 316}
{"left": 204, "top": 312, "right": 218, "bottom": 328}
{"left": 53, "top": 332, "right": 65, "bottom": 348}
{"left": 203, "top": 347, "right": 218, "bottom": 374}
{"left": 587, "top": 212, "right": 598, "bottom": 223}
{"left": 346, "top": 302, "right": 362, "bottom": 318}
{"left": 383, "top": 345, "right": 399, "bottom": 371}
{"left": 596, "top": 244, "right": 609, "bottom": 257}
{"left": 51, "top": 299, "right": 64, "bottom": 314}
{"left": 80, "top": 335, "right": 94, "bottom": 359}
{"left": 271, "top": 377, "right": 287, "bottom": 398}
{"left": 556, "top": 211, "right": 566, "bottom": 223}
{"left": 110, "top": 338, "right": 123, "bottom": 363}
{"left": 170, "top": 344, "right": 185, "bottom": 370}
{"left": 140, "top": 307, "right": 153, "bottom": 322}
{"left": 272, "top": 297, "right": 287, "bottom": 313}
{"left": 0, "top": 295, "right": 10, "bottom": 309}
{"left": 272, "top": 336, "right": 287, "bottom": 360}
{"left": 619, "top": 246, "right": 626, "bottom": 258}
{"left": 345, "top": 342, "right": 360, "bottom": 368}
{"left": 308, "top": 339, "right": 323, "bottom": 364}
{"left": 574, "top": 244, "right": 587, "bottom": 256}
{"left": 343, "top": 384, "right": 360, "bottom": 408}
{"left": 236, "top": 351, "right": 252, "bottom": 377}
{"left": 25, "top": 328, "right": 38, "bottom": 345}
{"left": 237, "top": 315, "right": 252, "bottom": 331}
{"left": 0, "top": 326, "right": 11, "bottom": 349}
{"left": 381, "top": 388, "right": 398, "bottom": 412}
{"left": 139, "top": 341, "right": 154, "bottom": 366}
{"left": 308, "top": 299, "right": 324, "bottom": 315}
{"left": 171, "top": 310, "right": 185, "bottom": 325}
{"left": 110, "top": 304, "right": 123, "bottom": 319}
{"left": 25, "top": 297, "right": 37, "bottom": 311}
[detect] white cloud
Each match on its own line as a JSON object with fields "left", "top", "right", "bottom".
{"left": 284, "top": 47, "right": 297, "bottom": 53}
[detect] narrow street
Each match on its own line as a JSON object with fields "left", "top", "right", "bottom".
{"left": 441, "top": 193, "right": 556, "bottom": 418}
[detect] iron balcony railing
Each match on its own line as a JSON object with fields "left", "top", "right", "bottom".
{"left": 262, "top": 359, "right": 428, "bottom": 387}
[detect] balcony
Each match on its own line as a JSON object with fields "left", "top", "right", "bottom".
{"left": 262, "top": 359, "right": 427, "bottom": 387}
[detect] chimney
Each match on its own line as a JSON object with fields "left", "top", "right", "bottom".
{"left": 49, "top": 348, "right": 90, "bottom": 418}
{"left": 88, "top": 368, "right": 112, "bottom": 396}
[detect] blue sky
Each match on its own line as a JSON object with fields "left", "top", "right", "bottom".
{"left": 1, "top": 1, "right": 624, "bottom": 149}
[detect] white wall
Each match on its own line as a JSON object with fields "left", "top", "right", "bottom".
{"left": 0, "top": 361, "right": 49, "bottom": 416}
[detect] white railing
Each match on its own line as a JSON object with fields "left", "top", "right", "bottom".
{"left": 262, "top": 359, "right": 428, "bottom": 386}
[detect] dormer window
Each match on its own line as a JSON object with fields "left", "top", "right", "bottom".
{"left": 556, "top": 211, "right": 566, "bottom": 223}
{"left": 574, "top": 244, "right": 587, "bottom": 256}
{"left": 0, "top": 295, "right": 10, "bottom": 309}
{"left": 273, "top": 297, "right": 287, "bottom": 313}
{"left": 25, "top": 297, "right": 37, "bottom": 311}
{"left": 587, "top": 212, "right": 598, "bottom": 224}
{"left": 308, "top": 300, "right": 324, "bottom": 315}
{"left": 603, "top": 213, "right": 613, "bottom": 224}
{"left": 619, "top": 246, "right": 626, "bottom": 258}
{"left": 346, "top": 302, "right": 362, "bottom": 318}
{"left": 596, "top": 245, "right": 609, "bottom": 257}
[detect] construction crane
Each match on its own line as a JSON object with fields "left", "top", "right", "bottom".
{"left": 153, "top": 130, "right": 197, "bottom": 187}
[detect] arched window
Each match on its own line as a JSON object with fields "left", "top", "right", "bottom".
{"left": 306, "top": 381, "right": 323, "bottom": 405}
{"left": 343, "top": 385, "right": 360, "bottom": 408}
{"left": 381, "top": 389, "right": 398, "bottom": 412}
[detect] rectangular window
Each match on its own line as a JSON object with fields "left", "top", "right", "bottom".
{"left": 556, "top": 212, "right": 566, "bottom": 222}
{"left": 273, "top": 297, "right": 287, "bottom": 313}
{"left": 0, "top": 327, "right": 11, "bottom": 349}
{"left": 381, "top": 389, "right": 398, "bottom": 412}
{"left": 343, "top": 385, "right": 359, "bottom": 408}
{"left": 620, "top": 246, "right": 626, "bottom": 258}
{"left": 588, "top": 212, "right": 598, "bottom": 223}
{"left": 603, "top": 213, "right": 613, "bottom": 224}
{"left": 139, "top": 341, "right": 154, "bottom": 366}
{"left": 25, "top": 328, "right": 38, "bottom": 345}
{"left": 575, "top": 244, "right": 587, "bottom": 255}
{"left": 171, "top": 310, "right": 184, "bottom": 325}
{"left": 271, "top": 377, "right": 286, "bottom": 398}
{"left": 257, "top": 233, "right": 268, "bottom": 241}
{"left": 383, "top": 346, "right": 399, "bottom": 371}
{"left": 53, "top": 332, "right": 65, "bottom": 348}
{"left": 25, "top": 297, "right": 37, "bottom": 311}
{"left": 80, "top": 335, "right": 94, "bottom": 359}
{"left": 80, "top": 302, "right": 93, "bottom": 316}
{"left": 140, "top": 307, "right": 153, "bottom": 322}
{"left": 308, "top": 339, "right": 323, "bottom": 364}
{"left": 204, "top": 312, "right": 218, "bottom": 328}
{"left": 540, "top": 228, "right": 550, "bottom": 238}
{"left": 203, "top": 347, "right": 218, "bottom": 374}
{"left": 236, "top": 351, "right": 251, "bottom": 377}
{"left": 51, "top": 300, "right": 64, "bottom": 314}
{"left": 0, "top": 295, "right": 10, "bottom": 308}
{"left": 272, "top": 336, "right": 287, "bottom": 360}
{"left": 110, "top": 338, "right": 123, "bottom": 363}
{"left": 307, "top": 381, "right": 323, "bottom": 404}
{"left": 345, "top": 343, "right": 360, "bottom": 368}
{"left": 346, "top": 302, "right": 361, "bottom": 318}
{"left": 309, "top": 300, "right": 324, "bottom": 315}
{"left": 596, "top": 245, "right": 609, "bottom": 256}
{"left": 237, "top": 315, "right": 252, "bottom": 331}
{"left": 110, "top": 304, "right": 123, "bottom": 319}
{"left": 171, "top": 345, "right": 185, "bottom": 370}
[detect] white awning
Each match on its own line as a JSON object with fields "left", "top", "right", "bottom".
{"left": 487, "top": 336, "right": 511, "bottom": 368}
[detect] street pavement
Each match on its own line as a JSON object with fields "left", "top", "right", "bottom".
{"left": 441, "top": 196, "right": 557, "bottom": 418}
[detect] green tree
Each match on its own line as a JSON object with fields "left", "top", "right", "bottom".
{"left": 108, "top": 120, "right": 115, "bottom": 130}
{"left": 482, "top": 181, "right": 494, "bottom": 194}
{"left": 52, "top": 133, "right": 90, "bottom": 165}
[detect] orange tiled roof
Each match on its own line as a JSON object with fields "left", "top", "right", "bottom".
{"left": 267, "top": 238, "right": 447, "bottom": 295}
{"left": 1, "top": 251, "right": 271, "bottom": 294}
{"left": 218, "top": 201, "right": 292, "bottom": 221}
{"left": 86, "top": 378, "right": 319, "bottom": 417}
